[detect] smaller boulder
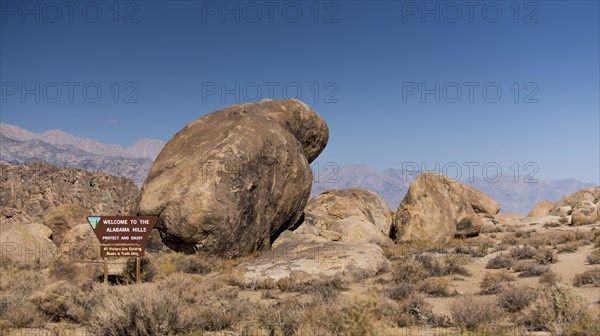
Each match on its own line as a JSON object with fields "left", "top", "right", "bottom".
{"left": 43, "top": 204, "right": 90, "bottom": 245}
{"left": 528, "top": 201, "right": 555, "bottom": 218}
{"left": 0, "top": 223, "right": 57, "bottom": 267}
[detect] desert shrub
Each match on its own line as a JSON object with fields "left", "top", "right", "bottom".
{"left": 450, "top": 295, "right": 503, "bottom": 331}
{"left": 0, "top": 267, "right": 51, "bottom": 327}
{"left": 2, "top": 299, "right": 46, "bottom": 327}
{"left": 454, "top": 242, "right": 491, "bottom": 257}
{"left": 592, "top": 229, "right": 600, "bottom": 247}
{"left": 587, "top": 249, "right": 600, "bottom": 265}
{"left": 539, "top": 270, "right": 561, "bottom": 286}
{"left": 391, "top": 257, "right": 428, "bottom": 284}
{"left": 88, "top": 274, "right": 252, "bottom": 335}
{"left": 557, "top": 241, "right": 581, "bottom": 253}
{"left": 415, "top": 253, "right": 470, "bottom": 277}
{"left": 254, "top": 299, "right": 306, "bottom": 336}
{"left": 518, "top": 265, "right": 549, "bottom": 278}
{"left": 497, "top": 286, "right": 537, "bottom": 312}
{"left": 563, "top": 308, "right": 600, "bottom": 336}
{"left": 512, "top": 261, "right": 549, "bottom": 277}
{"left": 30, "top": 280, "right": 90, "bottom": 322}
{"left": 486, "top": 255, "right": 514, "bottom": 269}
{"left": 510, "top": 245, "right": 538, "bottom": 260}
{"left": 87, "top": 283, "right": 197, "bottom": 335}
{"left": 400, "top": 294, "right": 434, "bottom": 326}
{"left": 525, "top": 282, "right": 589, "bottom": 335}
{"left": 572, "top": 268, "right": 600, "bottom": 287}
{"left": 342, "top": 295, "right": 383, "bottom": 336}
{"left": 418, "top": 277, "right": 453, "bottom": 297}
{"left": 302, "top": 276, "right": 346, "bottom": 301}
{"left": 388, "top": 282, "right": 415, "bottom": 301}
{"left": 535, "top": 247, "right": 558, "bottom": 265}
{"left": 479, "top": 272, "right": 515, "bottom": 295}
{"left": 122, "top": 256, "right": 157, "bottom": 284}
{"left": 174, "top": 254, "right": 214, "bottom": 275}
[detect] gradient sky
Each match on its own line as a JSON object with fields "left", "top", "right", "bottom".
{"left": 1, "top": 0, "right": 599, "bottom": 182}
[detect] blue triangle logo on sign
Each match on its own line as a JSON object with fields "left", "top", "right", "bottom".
{"left": 88, "top": 216, "right": 101, "bottom": 229}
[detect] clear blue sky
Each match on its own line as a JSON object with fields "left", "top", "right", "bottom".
{"left": 1, "top": 1, "right": 598, "bottom": 182}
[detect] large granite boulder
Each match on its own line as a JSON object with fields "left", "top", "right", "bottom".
{"left": 392, "top": 173, "right": 488, "bottom": 244}
{"left": 138, "top": 99, "right": 328, "bottom": 257}
{"left": 0, "top": 223, "right": 57, "bottom": 267}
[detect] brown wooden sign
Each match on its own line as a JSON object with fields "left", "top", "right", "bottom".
{"left": 88, "top": 216, "right": 158, "bottom": 284}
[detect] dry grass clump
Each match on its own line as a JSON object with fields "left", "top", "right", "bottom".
{"left": 390, "top": 294, "right": 436, "bottom": 327}
{"left": 572, "top": 267, "right": 600, "bottom": 287}
{"left": 298, "top": 276, "right": 347, "bottom": 301}
{"left": 450, "top": 295, "right": 503, "bottom": 331}
{"left": 479, "top": 272, "right": 515, "bottom": 295}
{"left": 587, "top": 249, "right": 600, "bottom": 265}
{"left": 497, "top": 286, "right": 537, "bottom": 312}
{"left": 121, "top": 256, "right": 158, "bottom": 284}
{"left": 418, "top": 277, "right": 454, "bottom": 297}
{"left": 562, "top": 307, "right": 600, "bottom": 336}
{"left": 0, "top": 266, "right": 51, "bottom": 327}
{"left": 557, "top": 241, "right": 581, "bottom": 253}
{"left": 414, "top": 253, "right": 471, "bottom": 277}
{"left": 514, "top": 262, "right": 549, "bottom": 278}
{"left": 486, "top": 255, "right": 514, "bottom": 269}
{"left": 87, "top": 273, "right": 253, "bottom": 335}
{"left": 524, "top": 282, "right": 589, "bottom": 336}
{"left": 534, "top": 246, "right": 558, "bottom": 265}
{"left": 510, "top": 245, "right": 538, "bottom": 260}
{"left": 387, "top": 282, "right": 416, "bottom": 301}
{"left": 539, "top": 270, "right": 561, "bottom": 286}
{"left": 155, "top": 253, "right": 215, "bottom": 277}
{"left": 391, "top": 257, "right": 428, "bottom": 284}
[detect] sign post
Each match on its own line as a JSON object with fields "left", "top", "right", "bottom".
{"left": 87, "top": 216, "right": 158, "bottom": 284}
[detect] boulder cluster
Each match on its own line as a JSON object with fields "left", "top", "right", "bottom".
{"left": 1, "top": 99, "right": 598, "bottom": 284}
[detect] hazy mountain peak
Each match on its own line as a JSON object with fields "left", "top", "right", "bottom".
{"left": 0, "top": 122, "right": 163, "bottom": 160}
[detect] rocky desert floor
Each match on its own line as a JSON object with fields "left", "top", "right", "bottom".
{"left": 1, "top": 218, "right": 599, "bottom": 336}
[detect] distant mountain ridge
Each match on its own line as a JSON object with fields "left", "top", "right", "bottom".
{"left": 0, "top": 122, "right": 164, "bottom": 160}
{"left": 0, "top": 122, "right": 163, "bottom": 185}
{"left": 1, "top": 123, "right": 596, "bottom": 213}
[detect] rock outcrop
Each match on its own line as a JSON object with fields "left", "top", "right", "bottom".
{"left": 0, "top": 162, "right": 139, "bottom": 226}
{"left": 550, "top": 187, "right": 600, "bottom": 225}
{"left": 236, "top": 233, "right": 388, "bottom": 284}
{"left": 56, "top": 224, "right": 126, "bottom": 275}
{"left": 528, "top": 201, "right": 555, "bottom": 218}
{"left": 392, "top": 173, "right": 498, "bottom": 244}
{"left": 300, "top": 188, "right": 393, "bottom": 243}
{"left": 138, "top": 99, "right": 328, "bottom": 257}
{"left": 43, "top": 204, "right": 90, "bottom": 245}
{"left": 0, "top": 223, "right": 57, "bottom": 267}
